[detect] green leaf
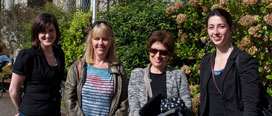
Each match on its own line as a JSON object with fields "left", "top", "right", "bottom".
{"left": 266, "top": 75, "right": 272, "bottom": 80}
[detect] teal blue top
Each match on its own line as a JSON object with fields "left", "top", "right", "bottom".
{"left": 213, "top": 69, "right": 224, "bottom": 76}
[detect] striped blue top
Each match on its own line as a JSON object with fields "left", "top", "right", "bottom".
{"left": 81, "top": 64, "right": 114, "bottom": 116}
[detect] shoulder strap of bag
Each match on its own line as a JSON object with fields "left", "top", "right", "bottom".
{"left": 143, "top": 70, "right": 153, "bottom": 98}
{"left": 210, "top": 53, "right": 223, "bottom": 96}
{"left": 77, "top": 59, "right": 82, "bottom": 79}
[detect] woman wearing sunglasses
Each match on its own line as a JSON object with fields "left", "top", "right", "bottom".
{"left": 64, "top": 21, "right": 128, "bottom": 116}
{"left": 128, "top": 30, "right": 192, "bottom": 116}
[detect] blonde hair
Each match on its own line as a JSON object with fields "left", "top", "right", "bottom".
{"left": 84, "top": 23, "right": 118, "bottom": 64}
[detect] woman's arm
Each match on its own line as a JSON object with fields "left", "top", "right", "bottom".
{"left": 9, "top": 73, "right": 25, "bottom": 109}
{"left": 63, "top": 62, "right": 83, "bottom": 116}
{"left": 239, "top": 53, "right": 261, "bottom": 116}
{"left": 114, "top": 63, "right": 129, "bottom": 116}
{"left": 177, "top": 70, "right": 192, "bottom": 113}
{"left": 128, "top": 69, "right": 142, "bottom": 116}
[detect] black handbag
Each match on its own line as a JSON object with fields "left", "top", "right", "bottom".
{"left": 160, "top": 97, "right": 185, "bottom": 112}
{"left": 139, "top": 94, "right": 164, "bottom": 116}
{"left": 159, "top": 97, "right": 186, "bottom": 116}
{"left": 140, "top": 70, "right": 190, "bottom": 116}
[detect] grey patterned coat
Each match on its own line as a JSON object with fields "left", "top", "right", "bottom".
{"left": 128, "top": 64, "right": 192, "bottom": 116}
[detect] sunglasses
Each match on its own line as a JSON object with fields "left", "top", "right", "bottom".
{"left": 91, "top": 21, "right": 112, "bottom": 29}
{"left": 149, "top": 48, "right": 169, "bottom": 56}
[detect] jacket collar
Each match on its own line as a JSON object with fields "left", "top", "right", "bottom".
{"left": 107, "top": 61, "right": 121, "bottom": 74}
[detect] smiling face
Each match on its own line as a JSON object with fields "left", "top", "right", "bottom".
{"left": 38, "top": 24, "right": 56, "bottom": 48}
{"left": 207, "top": 15, "right": 232, "bottom": 48}
{"left": 92, "top": 31, "right": 111, "bottom": 60}
{"left": 149, "top": 41, "right": 169, "bottom": 70}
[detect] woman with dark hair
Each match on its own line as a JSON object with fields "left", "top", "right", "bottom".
{"left": 199, "top": 8, "right": 261, "bottom": 116}
{"left": 64, "top": 21, "right": 128, "bottom": 116}
{"left": 9, "top": 13, "right": 65, "bottom": 116}
{"left": 128, "top": 30, "right": 192, "bottom": 116}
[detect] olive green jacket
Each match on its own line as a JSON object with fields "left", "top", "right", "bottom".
{"left": 64, "top": 59, "right": 129, "bottom": 116}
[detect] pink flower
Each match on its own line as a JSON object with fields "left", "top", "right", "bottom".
{"left": 176, "top": 14, "right": 187, "bottom": 23}
{"left": 174, "top": 1, "right": 184, "bottom": 10}
{"left": 202, "top": 6, "right": 208, "bottom": 13}
{"left": 211, "top": 4, "right": 222, "bottom": 10}
{"left": 188, "top": 0, "right": 199, "bottom": 6}
{"left": 166, "top": 6, "right": 175, "bottom": 15}
{"left": 242, "top": 0, "right": 258, "bottom": 6}
{"left": 219, "top": 0, "right": 231, "bottom": 5}
{"left": 247, "top": 46, "right": 258, "bottom": 55}
{"left": 238, "top": 15, "right": 258, "bottom": 26}
{"left": 265, "top": 14, "right": 272, "bottom": 26}
{"left": 181, "top": 65, "right": 191, "bottom": 75}
{"left": 248, "top": 26, "right": 259, "bottom": 35}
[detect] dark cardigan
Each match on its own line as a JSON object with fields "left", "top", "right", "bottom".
{"left": 199, "top": 45, "right": 261, "bottom": 116}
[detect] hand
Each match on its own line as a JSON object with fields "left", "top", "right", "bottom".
{"left": 14, "top": 113, "right": 19, "bottom": 116}
{"left": 7, "top": 62, "right": 12, "bottom": 67}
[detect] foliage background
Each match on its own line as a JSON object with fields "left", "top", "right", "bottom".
{"left": 1, "top": 0, "right": 272, "bottom": 115}
{"left": 163, "top": 0, "right": 272, "bottom": 113}
{"left": 98, "top": 1, "right": 178, "bottom": 76}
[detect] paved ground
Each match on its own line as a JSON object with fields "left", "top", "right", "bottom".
{"left": 0, "top": 92, "right": 67, "bottom": 116}
{"left": 0, "top": 92, "right": 17, "bottom": 116}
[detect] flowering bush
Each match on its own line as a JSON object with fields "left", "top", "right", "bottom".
{"left": 167, "top": 0, "right": 272, "bottom": 114}
{"left": 168, "top": 0, "right": 272, "bottom": 85}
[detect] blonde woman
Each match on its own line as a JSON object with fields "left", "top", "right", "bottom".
{"left": 64, "top": 21, "right": 128, "bottom": 116}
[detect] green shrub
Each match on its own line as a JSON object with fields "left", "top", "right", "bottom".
{"left": 61, "top": 10, "right": 92, "bottom": 71}
{"left": 98, "top": 0, "right": 178, "bottom": 76}
{"left": 16, "top": 2, "right": 72, "bottom": 50}
{"left": 0, "top": 4, "right": 39, "bottom": 51}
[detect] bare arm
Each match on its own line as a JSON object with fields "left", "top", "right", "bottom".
{"left": 9, "top": 73, "right": 25, "bottom": 109}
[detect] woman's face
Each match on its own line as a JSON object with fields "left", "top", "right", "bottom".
{"left": 38, "top": 24, "right": 56, "bottom": 48}
{"left": 92, "top": 32, "right": 111, "bottom": 60}
{"left": 149, "top": 41, "right": 169, "bottom": 69}
{"left": 207, "top": 15, "right": 232, "bottom": 48}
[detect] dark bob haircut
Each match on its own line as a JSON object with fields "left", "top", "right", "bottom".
{"left": 147, "top": 30, "right": 175, "bottom": 57}
{"left": 31, "top": 13, "right": 60, "bottom": 48}
{"left": 206, "top": 8, "right": 232, "bottom": 28}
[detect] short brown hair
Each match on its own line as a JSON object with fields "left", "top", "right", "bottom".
{"left": 31, "top": 13, "right": 60, "bottom": 48}
{"left": 148, "top": 30, "right": 175, "bottom": 57}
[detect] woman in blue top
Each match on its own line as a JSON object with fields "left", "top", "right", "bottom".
{"left": 64, "top": 21, "right": 128, "bottom": 116}
{"left": 0, "top": 39, "right": 13, "bottom": 68}
{"left": 9, "top": 13, "right": 65, "bottom": 116}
